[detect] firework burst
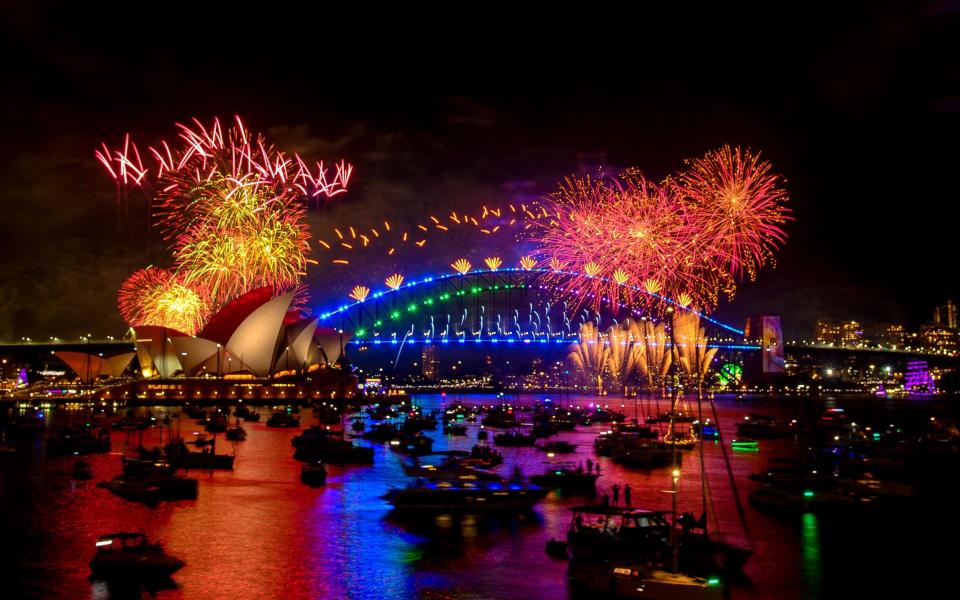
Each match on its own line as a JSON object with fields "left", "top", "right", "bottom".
{"left": 117, "top": 267, "right": 209, "bottom": 335}
{"left": 528, "top": 147, "right": 790, "bottom": 314}
{"left": 98, "top": 116, "right": 351, "bottom": 328}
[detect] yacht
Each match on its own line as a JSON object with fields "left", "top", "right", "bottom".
{"left": 383, "top": 479, "right": 549, "bottom": 512}
{"left": 89, "top": 533, "right": 184, "bottom": 579}
{"left": 300, "top": 461, "right": 328, "bottom": 486}
{"left": 101, "top": 461, "right": 198, "bottom": 503}
{"left": 266, "top": 411, "right": 300, "bottom": 428}
{"left": 530, "top": 467, "right": 599, "bottom": 494}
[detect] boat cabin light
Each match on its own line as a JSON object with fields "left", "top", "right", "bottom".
{"left": 95, "top": 540, "right": 113, "bottom": 547}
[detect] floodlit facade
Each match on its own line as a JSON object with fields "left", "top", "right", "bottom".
{"left": 131, "top": 287, "right": 352, "bottom": 379}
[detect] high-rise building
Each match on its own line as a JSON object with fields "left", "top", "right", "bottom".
{"left": 421, "top": 345, "right": 439, "bottom": 380}
{"left": 814, "top": 319, "right": 861, "bottom": 347}
{"left": 934, "top": 300, "right": 957, "bottom": 329}
{"left": 814, "top": 319, "right": 840, "bottom": 345}
{"left": 863, "top": 323, "right": 906, "bottom": 348}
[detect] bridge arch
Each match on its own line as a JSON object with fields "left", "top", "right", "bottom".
{"left": 315, "top": 268, "right": 745, "bottom": 346}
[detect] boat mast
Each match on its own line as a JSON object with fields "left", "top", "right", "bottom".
{"left": 667, "top": 306, "right": 680, "bottom": 573}
{"left": 696, "top": 326, "right": 708, "bottom": 534}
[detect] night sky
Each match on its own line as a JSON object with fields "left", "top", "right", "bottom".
{"left": 1, "top": 1, "right": 958, "bottom": 340}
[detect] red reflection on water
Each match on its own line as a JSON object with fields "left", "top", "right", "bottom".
{"left": 4, "top": 395, "right": 816, "bottom": 599}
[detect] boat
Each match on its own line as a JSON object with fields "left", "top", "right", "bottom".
{"left": 72, "top": 460, "right": 94, "bottom": 480}
{"left": 568, "top": 560, "right": 725, "bottom": 599}
{"left": 225, "top": 416, "right": 246, "bottom": 441}
{"left": 747, "top": 486, "right": 854, "bottom": 516}
{"left": 300, "top": 461, "right": 328, "bottom": 486}
{"left": 494, "top": 430, "right": 537, "bottom": 447}
{"left": 47, "top": 425, "right": 111, "bottom": 455}
{"left": 538, "top": 440, "right": 577, "bottom": 453}
{"left": 164, "top": 438, "right": 235, "bottom": 470}
{"left": 266, "top": 411, "right": 299, "bottom": 428}
{"left": 611, "top": 439, "right": 676, "bottom": 468}
{"left": 402, "top": 413, "right": 439, "bottom": 432}
{"left": 476, "top": 430, "right": 489, "bottom": 441}
{"left": 9, "top": 409, "right": 46, "bottom": 435}
{"left": 546, "top": 537, "right": 568, "bottom": 559}
{"left": 529, "top": 467, "right": 599, "bottom": 494}
{"left": 111, "top": 416, "right": 150, "bottom": 430}
{"left": 292, "top": 427, "right": 374, "bottom": 464}
{"left": 101, "top": 462, "right": 199, "bottom": 503}
{"left": 735, "top": 414, "right": 795, "bottom": 439}
{"left": 89, "top": 533, "right": 184, "bottom": 579}
{"left": 225, "top": 425, "right": 246, "bottom": 441}
{"left": 203, "top": 411, "right": 228, "bottom": 433}
{"left": 361, "top": 423, "right": 402, "bottom": 441}
{"left": 351, "top": 417, "right": 366, "bottom": 432}
{"left": 566, "top": 505, "right": 751, "bottom": 578}
{"left": 391, "top": 432, "right": 434, "bottom": 456}
{"left": 443, "top": 423, "right": 468, "bottom": 436}
{"left": 184, "top": 405, "right": 207, "bottom": 419}
{"left": 382, "top": 478, "right": 550, "bottom": 512}
{"left": 402, "top": 453, "right": 504, "bottom": 481}
{"left": 463, "top": 444, "right": 503, "bottom": 468}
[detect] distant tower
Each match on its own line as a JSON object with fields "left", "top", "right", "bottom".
{"left": 421, "top": 345, "right": 439, "bottom": 381}
{"left": 743, "top": 315, "right": 785, "bottom": 377}
{"left": 934, "top": 300, "right": 957, "bottom": 329}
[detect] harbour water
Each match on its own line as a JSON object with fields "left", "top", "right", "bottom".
{"left": 1, "top": 393, "right": 957, "bottom": 599}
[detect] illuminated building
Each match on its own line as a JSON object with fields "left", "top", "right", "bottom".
{"left": 421, "top": 345, "right": 439, "bottom": 381}
{"left": 814, "top": 319, "right": 840, "bottom": 345}
{"left": 862, "top": 323, "right": 906, "bottom": 348}
{"left": 814, "top": 319, "right": 861, "bottom": 347}
{"left": 918, "top": 324, "right": 958, "bottom": 355}
{"left": 934, "top": 300, "right": 957, "bottom": 329}
{"left": 82, "top": 287, "right": 356, "bottom": 403}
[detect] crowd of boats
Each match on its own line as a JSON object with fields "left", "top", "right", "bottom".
{"left": 4, "top": 391, "right": 958, "bottom": 598}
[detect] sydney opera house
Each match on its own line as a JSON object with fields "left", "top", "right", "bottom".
{"left": 55, "top": 287, "right": 356, "bottom": 404}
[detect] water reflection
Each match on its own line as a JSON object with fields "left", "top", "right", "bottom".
{"left": 801, "top": 512, "right": 821, "bottom": 598}
{"left": 5, "top": 392, "right": 948, "bottom": 598}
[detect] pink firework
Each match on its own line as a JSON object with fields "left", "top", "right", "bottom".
{"left": 528, "top": 146, "right": 790, "bottom": 314}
